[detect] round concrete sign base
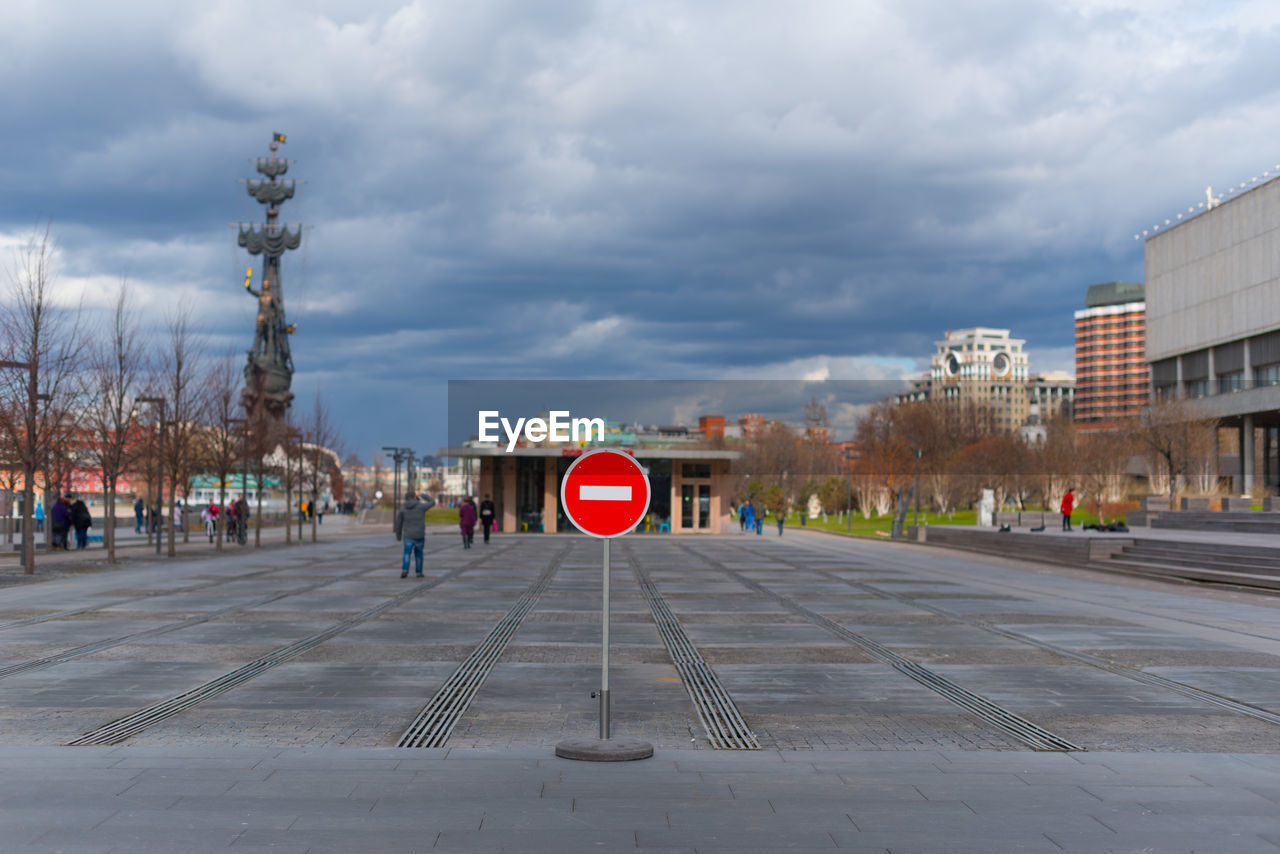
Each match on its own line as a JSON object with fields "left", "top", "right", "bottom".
{"left": 554, "top": 737, "right": 654, "bottom": 762}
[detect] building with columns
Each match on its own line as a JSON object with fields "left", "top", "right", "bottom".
{"left": 1145, "top": 176, "right": 1280, "bottom": 492}
{"left": 435, "top": 447, "right": 740, "bottom": 534}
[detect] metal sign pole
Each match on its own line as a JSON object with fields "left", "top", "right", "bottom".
{"left": 600, "top": 538, "right": 610, "bottom": 739}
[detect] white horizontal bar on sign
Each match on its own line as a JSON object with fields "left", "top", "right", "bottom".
{"left": 579, "top": 485, "right": 631, "bottom": 501}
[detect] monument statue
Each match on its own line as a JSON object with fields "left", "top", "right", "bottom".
{"left": 239, "top": 133, "right": 300, "bottom": 423}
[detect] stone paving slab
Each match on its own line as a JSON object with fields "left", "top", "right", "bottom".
{"left": 3, "top": 532, "right": 1280, "bottom": 848}
{"left": 0, "top": 746, "right": 1276, "bottom": 853}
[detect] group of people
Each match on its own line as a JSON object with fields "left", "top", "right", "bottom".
{"left": 197, "top": 497, "right": 251, "bottom": 542}
{"left": 393, "top": 492, "right": 497, "bottom": 578}
{"left": 734, "top": 500, "right": 786, "bottom": 536}
{"left": 42, "top": 493, "right": 94, "bottom": 550}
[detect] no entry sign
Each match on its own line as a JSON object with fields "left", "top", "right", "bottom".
{"left": 560, "top": 449, "right": 651, "bottom": 538}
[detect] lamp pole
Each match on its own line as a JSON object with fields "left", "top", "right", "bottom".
{"left": 913, "top": 446, "right": 922, "bottom": 531}
{"left": 382, "top": 446, "right": 402, "bottom": 508}
{"left": 137, "top": 397, "right": 166, "bottom": 556}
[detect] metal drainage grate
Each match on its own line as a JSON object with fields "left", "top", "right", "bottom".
{"left": 805, "top": 564, "right": 1280, "bottom": 729}
{"left": 66, "top": 548, "right": 506, "bottom": 746}
{"left": 398, "top": 546, "right": 568, "bottom": 748}
{"left": 699, "top": 544, "right": 1082, "bottom": 752}
{"left": 626, "top": 548, "right": 759, "bottom": 750}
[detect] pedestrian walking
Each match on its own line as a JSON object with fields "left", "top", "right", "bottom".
{"left": 742, "top": 500, "right": 755, "bottom": 536}
{"left": 35, "top": 500, "right": 45, "bottom": 533}
{"left": 459, "top": 496, "right": 477, "bottom": 549}
{"left": 173, "top": 500, "right": 184, "bottom": 532}
{"left": 394, "top": 490, "right": 436, "bottom": 578}
{"left": 133, "top": 496, "right": 144, "bottom": 533}
{"left": 50, "top": 494, "right": 70, "bottom": 550}
{"left": 776, "top": 506, "right": 785, "bottom": 537}
{"left": 479, "top": 494, "right": 496, "bottom": 543}
{"left": 1060, "top": 488, "right": 1074, "bottom": 532}
{"left": 70, "top": 494, "right": 92, "bottom": 550}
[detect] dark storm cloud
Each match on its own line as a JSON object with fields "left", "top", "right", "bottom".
{"left": 5, "top": 0, "right": 1280, "bottom": 455}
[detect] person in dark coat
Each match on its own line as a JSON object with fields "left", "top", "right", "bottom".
{"left": 133, "top": 497, "right": 144, "bottom": 533}
{"left": 394, "top": 491, "right": 436, "bottom": 578}
{"left": 49, "top": 494, "right": 71, "bottom": 550}
{"left": 478, "top": 494, "right": 496, "bottom": 543}
{"left": 70, "top": 495, "right": 92, "bottom": 550}
{"left": 459, "top": 497, "right": 477, "bottom": 549}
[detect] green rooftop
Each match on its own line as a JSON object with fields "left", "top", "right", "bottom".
{"left": 1085, "top": 281, "right": 1144, "bottom": 308}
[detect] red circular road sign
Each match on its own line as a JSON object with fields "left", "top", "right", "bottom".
{"left": 560, "top": 449, "right": 651, "bottom": 538}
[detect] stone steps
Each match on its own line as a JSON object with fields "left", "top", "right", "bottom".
{"left": 1150, "top": 511, "right": 1280, "bottom": 534}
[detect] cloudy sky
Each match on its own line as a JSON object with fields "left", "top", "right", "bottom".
{"left": 4, "top": 0, "right": 1280, "bottom": 458}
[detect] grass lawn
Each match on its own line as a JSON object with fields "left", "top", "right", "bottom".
{"left": 774, "top": 508, "right": 977, "bottom": 539}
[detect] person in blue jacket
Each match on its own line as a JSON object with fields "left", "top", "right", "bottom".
{"left": 741, "top": 499, "right": 755, "bottom": 535}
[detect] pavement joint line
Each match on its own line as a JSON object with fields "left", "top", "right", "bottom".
{"left": 622, "top": 542, "right": 759, "bottom": 750}
{"left": 0, "top": 538, "right": 449, "bottom": 633}
{"left": 64, "top": 543, "right": 520, "bottom": 746}
{"left": 792, "top": 530, "right": 1280, "bottom": 645}
{"left": 689, "top": 540, "right": 1081, "bottom": 752}
{"left": 398, "top": 542, "right": 572, "bottom": 748}
{"left": 799, "top": 558, "right": 1280, "bottom": 729}
{"left": 0, "top": 555, "right": 417, "bottom": 680}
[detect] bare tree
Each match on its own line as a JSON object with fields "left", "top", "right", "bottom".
{"left": 1033, "top": 415, "right": 1078, "bottom": 516}
{"left": 203, "top": 353, "right": 243, "bottom": 552}
{"left": 157, "top": 309, "right": 207, "bottom": 554}
{"left": 1075, "top": 428, "right": 1135, "bottom": 524}
{"left": 305, "top": 395, "right": 340, "bottom": 543}
{"left": 84, "top": 280, "right": 144, "bottom": 562}
{"left": 1131, "top": 397, "right": 1218, "bottom": 508}
{"left": 0, "top": 228, "right": 84, "bottom": 573}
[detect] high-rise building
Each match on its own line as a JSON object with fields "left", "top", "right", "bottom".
{"left": 1073, "top": 281, "right": 1149, "bottom": 429}
{"left": 895, "top": 328, "right": 1071, "bottom": 431}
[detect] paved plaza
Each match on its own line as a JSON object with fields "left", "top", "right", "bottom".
{"left": 0, "top": 528, "right": 1279, "bottom": 851}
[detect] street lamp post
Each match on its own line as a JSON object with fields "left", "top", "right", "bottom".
{"left": 381, "top": 447, "right": 400, "bottom": 508}
{"left": 137, "top": 397, "right": 166, "bottom": 556}
{"left": 913, "top": 446, "right": 922, "bottom": 531}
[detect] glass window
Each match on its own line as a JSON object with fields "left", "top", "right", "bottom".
{"left": 1256, "top": 364, "right": 1280, "bottom": 386}
{"left": 1218, "top": 371, "right": 1245, "bottom": 394}
{"left": 682, "top": 463, "right": 711, "bottom": 479}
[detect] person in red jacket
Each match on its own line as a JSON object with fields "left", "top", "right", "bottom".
{"left": 1060, "top": 488, "right": 1074, "bottom": 531}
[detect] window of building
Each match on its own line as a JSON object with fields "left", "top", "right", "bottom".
{"left": 1218, "top": 371, "right": 1245, "bottom": 394}
{"left": 1185, "top": 379, "right": 1208, "bottom": 399}
{"left": 1256, "top": 364, "right": 1280, "bottom": 387}
{"left": 681, "top": 463, "right": 711, "bottom": 479}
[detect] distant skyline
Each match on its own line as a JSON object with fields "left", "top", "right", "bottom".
{"left": 4, "top": 1, "right": 1280, "bottom": 459}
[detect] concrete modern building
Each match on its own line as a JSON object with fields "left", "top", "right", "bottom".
{"left": 1074, "top": 281, "right": 1149, "bottom": 430}
{"left": 895, "top": 328, "right": 1073, "bottom": 430}
{"left": 1145, "top": 177, "right": 1280, "bottom": 491}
